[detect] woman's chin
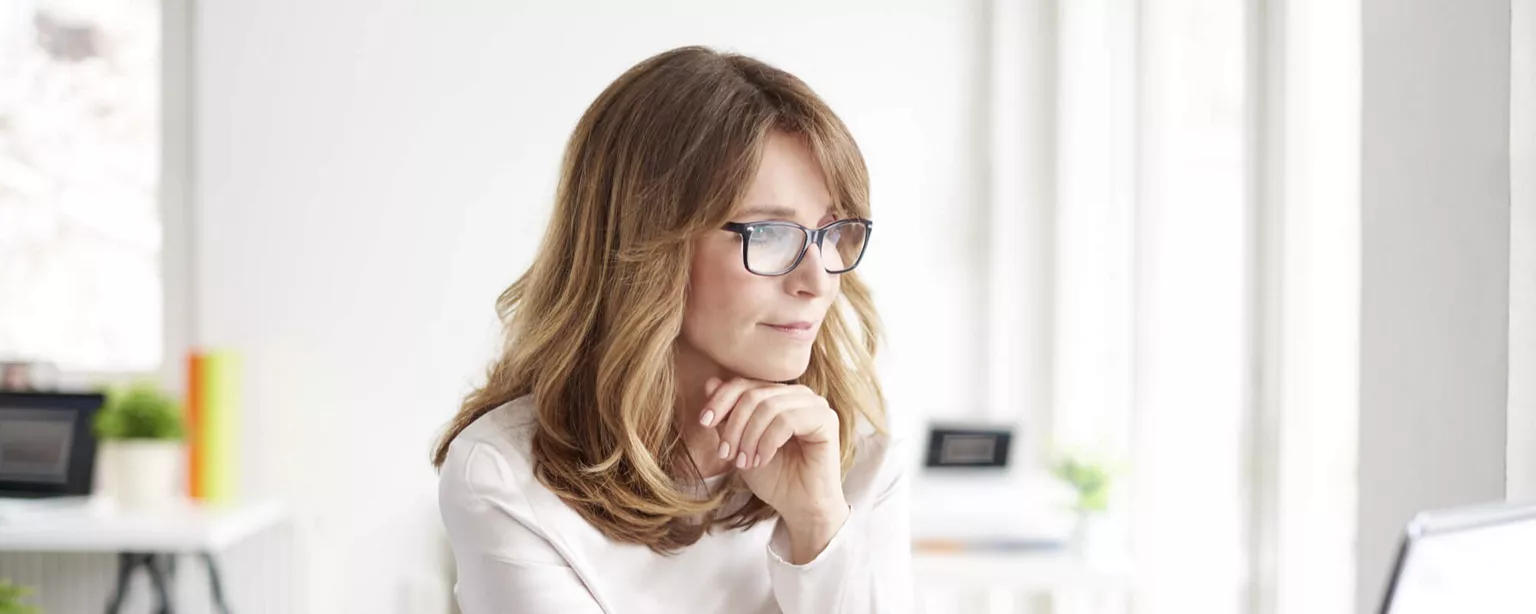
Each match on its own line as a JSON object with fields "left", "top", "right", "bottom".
{"left": 729, "top": 352, "right": 811, "bottom": 383}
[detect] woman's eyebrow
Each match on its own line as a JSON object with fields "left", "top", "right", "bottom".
{"left": 736, "top": 204, "right": 832, "bottom": 219}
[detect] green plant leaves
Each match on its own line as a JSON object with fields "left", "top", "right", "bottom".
{"left": 0, "top": 578, "right": 39, "bottom": 614}
{"left": 94, "top": 381, "right": 186, "bottom": 441}
{"left": 1051, "top": 455, "right": 1113, "bottom": 513}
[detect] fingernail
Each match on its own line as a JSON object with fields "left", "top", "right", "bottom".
{"left": 700, "top": 409, "right": 714, "bottom": 426}
{"left": 718, "top": 441, "right": 731, "bottom": 459}
{"left": 753, "top": 456, "right": 762, "bottom": 468}
{"left": 736, "top": 452, "right": 748, "bottom": 468}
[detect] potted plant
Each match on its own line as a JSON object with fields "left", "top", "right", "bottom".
{"left": 1051, "top": 453, "right": 1116, "bottom": 557}
{"left": 94, "top": 381, "right": 187, "bottom": 512}
{"left": 0, "top": 578, "right": 39, "bottom": 614}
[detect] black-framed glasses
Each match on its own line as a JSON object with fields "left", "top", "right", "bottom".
{"left": 721, "top": 218, "right": 873, "bottom": 276}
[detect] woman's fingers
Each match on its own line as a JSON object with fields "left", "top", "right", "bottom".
{"left": 699, "top": 377, "right": 761, "bottom": 461}
{"left": 701, "top": 378, "right": 836, "bottom": 468}
{"left": 754, "top": 413, "right": 798, "bottom": 468}
{"left": 698, "top": 377, "right": 723, "bottom": 426}
{"left": 750, "top": 401, "right": 837, "bottom": 468}
{"left": 738, "top": 389, "right": 829, "bottom": 468}
{"left": 737, "top": 394, "right": 802, "bottom": 467}
{"left": 718, "top": 385, "right": 794, "bottom": 464}
{"left": 699, "top": 377, "right": 761, "bottom": 429}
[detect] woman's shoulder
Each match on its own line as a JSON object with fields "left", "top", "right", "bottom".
{"left": 437, "top": 395, "right": 542, "bottom": 508}
{"left": 453, "top": 395, "right": 539, "bottom": 456}
{"left": 436, "top": 395, "right": 572, "bottom": 567}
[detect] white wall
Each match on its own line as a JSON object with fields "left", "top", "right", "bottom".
{"left": 1357, "top": 1, "right": 1511, "bottom": 612}
{"left": 1271, "top": 0, "right": 1362, "bottom": 612}
{"left": 190, "top": 1, "right": 986, "bottom": 612}
{"left": 1510, "top": 0, "right": 1536, "bottom": 502}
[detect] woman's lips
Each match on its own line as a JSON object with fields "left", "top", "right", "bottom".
{"left": 761, "top": 321, "right": 817, "bottom": 340}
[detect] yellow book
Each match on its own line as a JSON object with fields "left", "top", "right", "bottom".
{"left": 199, "top": 350, "right": 241, "bottom": 505}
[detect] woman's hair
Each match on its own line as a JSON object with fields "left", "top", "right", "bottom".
{"left": 431, "top": 46, "right": 885, "bottom": 553}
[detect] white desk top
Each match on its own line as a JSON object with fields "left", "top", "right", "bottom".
{"left": 0, "top": 498, "right": 287, "bottom": 554}
{"left": 913, "top": 549, "right": 1134, "bottom": 592}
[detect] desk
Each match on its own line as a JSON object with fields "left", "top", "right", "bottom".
{"left": 0, "top": 499, "right": 287, "bottom": 614}
{"left": 914, "top": 549, "right": 1133, "bottom": 614}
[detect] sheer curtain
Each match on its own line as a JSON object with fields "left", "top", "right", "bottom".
{"left": 989, "top": 1, "right": 1259, "bottom": 612}
{"left": 1132, "top": 0, "right": 1252, "bottom": 612}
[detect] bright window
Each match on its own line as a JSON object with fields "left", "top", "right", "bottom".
{"left": 0, "top": 0, "right": 162, "bottom": 372}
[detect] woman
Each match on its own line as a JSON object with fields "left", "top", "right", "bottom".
{"left": 433, "top": 45, "right": 912, "bottom": 614}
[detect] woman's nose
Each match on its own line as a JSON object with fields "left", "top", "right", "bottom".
{"left": 786, "top": 244, "right": 834, "bottom": 297}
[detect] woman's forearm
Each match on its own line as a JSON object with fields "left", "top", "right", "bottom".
{"left": 782, "top": 503, "right": 852, "bottom": 564}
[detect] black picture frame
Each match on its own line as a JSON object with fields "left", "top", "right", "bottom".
{"left": 924, "top": 426, "right": 1013, "bottom": 468}
{"left": 0, "top": 391, "right": 105, "bottom": 498}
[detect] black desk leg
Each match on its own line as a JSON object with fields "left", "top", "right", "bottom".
{"left": 104, "top": 552, "right": 138, "bottom": 614}
{"left": 145, "top": 554, "right": 175, "bottom": 614}
{"left": 201, "top": 552, "right": 233, "bottom": 614}
{"left": 104, "top": 553, "right": 175, "bottom": 614}
{"left": 104, "top": 552, "right": 233, "bottom": 614}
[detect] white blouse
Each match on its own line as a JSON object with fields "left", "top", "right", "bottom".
{"left": 437, "top": 395, "right": 914, "bottom": 613}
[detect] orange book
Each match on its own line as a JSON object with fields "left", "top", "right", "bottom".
{"left": 187, "top": 351, "right": 205, "bottom": 500}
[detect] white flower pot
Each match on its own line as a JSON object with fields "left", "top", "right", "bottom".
{"left": 1070, "top": 511, "right": 1123, "bottom": 561}
{"left": 1071, "top": 512, "right": 1099, "bottom": 553}
{"left": 103, "top": 440, "right": 184, "bottom": 513}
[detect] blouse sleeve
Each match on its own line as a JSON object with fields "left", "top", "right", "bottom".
{"left": 438, "top": 439, "right": 606, "bottom": 614}
{"left": 764, "top": 436, "right": 915, "bottom": 613}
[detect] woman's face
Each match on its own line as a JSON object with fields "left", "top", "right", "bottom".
{"left": 680, "top": 131, "right": 840, "bottom": 382}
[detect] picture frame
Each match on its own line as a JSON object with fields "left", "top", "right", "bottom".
{"left": 0, "top": 362, "right": 33, "bottom": 391}
{"left": 0, "top": 392, "right": 105, "bottom": 498}
{"left": 0, "top": 361, "right": 59, "bottom": 392}
{"left": 924, "top": 425, "right": 1014, "bottom": 469}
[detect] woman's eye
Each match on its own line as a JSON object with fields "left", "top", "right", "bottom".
{"left": 748, "top": 226, "right": 782, "bottom": 242}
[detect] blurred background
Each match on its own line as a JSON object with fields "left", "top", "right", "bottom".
{"left": 0, "top": 0, "right": 1531, "bottom": 613}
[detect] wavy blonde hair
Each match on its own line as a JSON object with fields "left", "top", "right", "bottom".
{"left": 432, "top": 46, "right": 885, "bottom": 553}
